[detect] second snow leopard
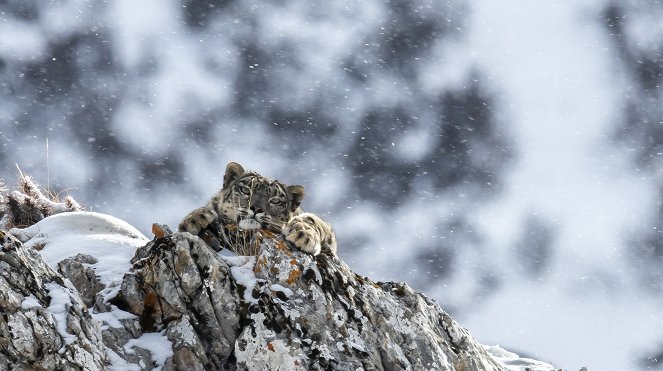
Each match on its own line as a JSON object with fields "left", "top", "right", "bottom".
{"left": 179, "top": 162, "right": 337, "bottom": 256}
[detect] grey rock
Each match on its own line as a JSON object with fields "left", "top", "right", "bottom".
{"left": 113, "top": 231, "right": 519, "bottom": 370}
{"left": 1, "top": 214, "right": 560, "bottom": 370}
{"left": 0, "top": 231, "right": 107, "bottom": 371}
{"left": 115, "top": 233, "right": 241, "bottom": 369}
{"left": 58, "top": 254, "right": 104, "bottom": 308}
{"left": 234, "top": 235, "right": 505, "bottom": 370}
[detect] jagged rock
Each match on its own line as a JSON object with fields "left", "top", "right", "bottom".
{"left": 113, "top": 230, "right": 526, "bottom": 370}
{"left": 0, "top": 185, "right": 561, "bottom": 371}
{"left": 247, "top": 242, "right": 500, "bottom": 371}
{"left": 58, "top": 254, "right": 104, "bottom": 308}
{"left": 114, "top": 232, "right": 241, "bottom": 369}
{"left": 0, "top": 231, "right": 107, "bottom": 371}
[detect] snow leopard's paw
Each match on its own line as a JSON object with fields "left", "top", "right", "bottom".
{"left": 283, "top": 215, "right": 322, "bottom": 256}
{"left": 179, "top": 207, "right": 218, "bottom": 236}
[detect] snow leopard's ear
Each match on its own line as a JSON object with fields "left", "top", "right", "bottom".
{"left": 224, "top": 162, "right": 245, "bottom": 188}
{"left": 286, "top": 185, "right": 305, "bottom": 212}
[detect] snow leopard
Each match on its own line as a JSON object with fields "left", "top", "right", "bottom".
{"left": 179, "top": 161, "right": 337, "bottom": 256}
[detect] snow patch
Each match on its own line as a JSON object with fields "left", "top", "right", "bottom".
{"left": 222, "top": 255, "right": 260, "bottom": 304}
{"left": 107, "top": 348, "right": 141, "bottom": 371}
{"left": 484, "top": 344, "right": 557, "bottom": 371}
{"left": 44, "top": 282, "right": 77, "bottom": 345}
{"left": 20, "top": 295, "right": 42, "bottom": 310}
{"left": 124, "top": 331, "right": 174, "bottom": 370}
{"left": 10, "top": 212, "right": 149, "bottom": 288}
{"left": 92, "top": 305, "right": 137, "bottom": 329}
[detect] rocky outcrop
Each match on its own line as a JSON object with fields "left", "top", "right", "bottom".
{"left": 1, "top": 224, "right": 559, "bottom": 370}
{"left": 0, "top": 231, "right": 107, "bottom": 370}
{"left": 115, "top": 229, "right": 509, "bottom": 370}
{"left": 0, "top": 178, "right": 559, "bottom": 370}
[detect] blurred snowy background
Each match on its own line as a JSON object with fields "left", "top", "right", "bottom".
{"left": 0, "top": 0, "right": 661, "bottom": 369}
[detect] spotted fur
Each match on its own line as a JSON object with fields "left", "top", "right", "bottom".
{"left": 179, "top": 162, "right": 337, "bottom": 256}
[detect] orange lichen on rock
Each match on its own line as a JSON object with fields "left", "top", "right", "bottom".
{"left": 254, "top": 256, "right": 268, "bottom": 273}
{"left": 267, "top": 342, "right": 275, "bottom": 352}
{"left": 286, "top": 267, "right": 301, "bottom": 285}
{"left": 151, "top": 223, "right": 167, "bottom": 238}
{"left": 274, "top": 240, "right": 293, "bottom": 256}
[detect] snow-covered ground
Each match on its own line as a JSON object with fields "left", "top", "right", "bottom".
{"left": 9, "top": 212, "right": 172, "bottom": 370}
{"left": 11, "top": 212, "right": 148, "bottom": 288}
{"left": 0, "top": 0, "right": 661, "bottom": 370}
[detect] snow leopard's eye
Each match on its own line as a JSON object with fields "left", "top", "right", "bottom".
{"left": 270, "top": 198, "right": 285, "bottom": 206}
{"left": 237, "top": 185, "right": 250, "bottom": 195}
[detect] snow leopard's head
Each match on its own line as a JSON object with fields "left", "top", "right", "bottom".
{"left": 218, "top": 162, "right": 304, "bottom": 233}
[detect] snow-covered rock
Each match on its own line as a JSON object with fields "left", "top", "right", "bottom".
{"left": 10, "top": 211, "right": 149, "bottom": 288}
{"left": 115, "top": 227, "right": 559, "bottom": 370}
{"left": 0, "top": 231, "right": 107, "bottom": 370}
{"left": 0, "top": 201, "right": 562, "bottom": 370}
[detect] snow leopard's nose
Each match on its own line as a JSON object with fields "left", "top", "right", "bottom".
{"left": 250, "top": 205, "right": 264, "bottom": 215}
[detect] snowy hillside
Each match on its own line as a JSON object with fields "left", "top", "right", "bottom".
{"left": 0, "top": 0, "right": 661, "bottom": 369}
